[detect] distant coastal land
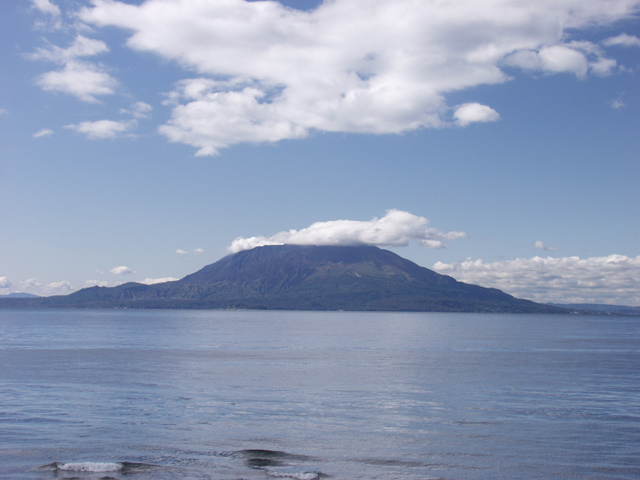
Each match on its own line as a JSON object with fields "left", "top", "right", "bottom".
{"left": 0, "top": 245, "right": 632, "bottom": 314}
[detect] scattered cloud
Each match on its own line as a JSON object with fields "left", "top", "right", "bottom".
{"left": 503, "top": 41, "right": 617, "bottom": 78}
{"left": 31, "top": 0, "right": 61, "bottom": 16}
{"left": 33, "top": 128, "right": 54, "bottom": 138}
{"left": 176, "top": 248, "right": 205, "bottom": 256}
{"left": 47, "top": 281, "right": 73, "bottom": 293}
{"left": 120, "top": 101, "right": 153, "bottom": 119}
{"left": 0, "top": 277, "right": 13, "bottom": 289}
{"left": 140, "top": 277, "right": 178, "bottom": 285}
{"left": 65, "top": 119, "right": 133, "bottom": 139}
{"left": 31, "top": 36, "right": 109, "bottom": 63}
{"left": 30, "top": 35, "right": 117, "bottom": 103}
{"left": 109, "top": 265, "right": 134, "bottom": 275}
{"left": 0, "top": 108, "right": 8, "bottom": 115}
{"left": 36, "top": 61, "right": 117, "bottom": 103}
{"left": 85, "top": 280, "right": 111, "bottom": 287}
{"left": 65, "top": 102, "right": 150, "bottom": 139}
{"left": 4, "top": 278, "right": 75, "bottom": 297}
{"left": 74, "top": 0, "right": 638, "bottom": 155}
{"left": 30, "top": 0, "right": 63, "bottom": 30}
{"left": 229, "top": 209, "right": 467, "bottom": 253}
{"left": 454, "top": 103, "right": 500, "bottom": 127}
{"left": 534, "top": 240, "right": 558, "bottom": 252}
{"left": 433, "top": 255, "right": 640, "bottom": 305}
{"left": 23, "top": 278, "right": 41, "bottom": 288}
{"left": 610, "top": 93, "right": 626, "bottom": 109}
{"left": 603, "top": 33, "right": 640, "bottom": 48}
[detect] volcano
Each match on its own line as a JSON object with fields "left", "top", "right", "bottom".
{"left": 1, "top": 245, "right": 562, "bottom": 313}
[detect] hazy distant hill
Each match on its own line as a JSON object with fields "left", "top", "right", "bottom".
{"left": 0, "top": 292, "right": 40, "bottom": 298}
{"left": 0, "top": 245, "right": 563, "bottom": 313}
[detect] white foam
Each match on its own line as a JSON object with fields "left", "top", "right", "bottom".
{"left": 56, "top": 462, "right": 123, "bottom": 472}
{"left": 265, "top": 469, "right": 320, "bottom": 480}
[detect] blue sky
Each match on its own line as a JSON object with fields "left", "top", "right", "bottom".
{"left": 1, "top": 0, "right": 639, "bottom": 305}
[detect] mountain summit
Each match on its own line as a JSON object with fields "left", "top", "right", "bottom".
{"left": 2, "top": 245, "right": 561, "bottom": 313}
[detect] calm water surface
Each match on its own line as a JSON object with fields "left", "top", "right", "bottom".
{"left": 0, "top": 309, "right": 638, "bottom": 479}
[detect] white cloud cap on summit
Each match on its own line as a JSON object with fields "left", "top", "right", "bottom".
{"left": 229, "top": 210, "right": 468, "bottom": 253}
{"left": 76, "top": 0, "right": 640, "bottom": 155}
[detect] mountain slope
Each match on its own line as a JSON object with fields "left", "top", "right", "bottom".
{"left": 0, "top": 245, "right": 563, "bottom": 313}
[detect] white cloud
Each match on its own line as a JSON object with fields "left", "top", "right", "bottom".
{"left": 31, "top": 0, "right": 61, "bottom": 16}
{"left": 0, "top": 108, "right": 8, "bottom": 115}
{"left": 11, "top": 279, "right": 75, "bottom": 296}
{"left": 140, "top": 277, "right": 179, "bottom": 285}
{"left": 23, "top": 278, "right": 41, "bottom": 288}
{"left": 109, "top": 265, "right": 134, "bottom": 275}
{"left": 31, "top": 35, "right": 116, "bottom": 102}
{"left": 36, "top": 61, "right": 117, "bottom": 103}
{"left": 433, "top": 255, "right": 640, "bottom": 305}
{"left": 504, "top": 41, "right": 617, "bottom": 78}
{"left": 85, "top": 280, "right": 111, "bottom": 287}
{"left": 47, "top": 281, "right": 73, "bottom": 293}
{"left": 229, "top": 209, "right": 467, "bottom": 253}
{"left": 65, "top": 102, "right": 148, "bottom": 140}
{"left": 66, "top": 119, "right": 133, "bottom": 139}
{"left": 538, "top": 45, "right": 590, "bottom": 77}
{"left": 77, "top": 0, "right": 639, "bottom": 155}
{"left": 454, "top": 103, "right": 500, "bottom": 127}
{"left": 534, "top": 240, "right": 558, "bottom": 252}
{"left": 31, "top": 36, "right": 109, "bottom": 63}
{"left": 33, "top": 128, "right": 54, "bottom": 138}
{"left": 603, "top": 33, "right": 640, "bottom": 48}
{"left": 0, "top": 277, "right": 12, "bottom": 289}
{"left": 159, "top": 82, "right": 310, "bottom": 156}
{"left": 177, "top": 247, "right": 205, "bottom": 256}
{"left": 610, "top": 95, "right": 626, "bottom": 109}
{"left": 120, "top": 101, "right": 153, "bottom": 119}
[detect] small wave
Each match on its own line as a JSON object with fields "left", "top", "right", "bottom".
{"left": 265, "top": 469, "right": 322, "bottom": 480}
{"left": 236, "top": 449, "right": 325, "bottom": 480}
{"left": 58, "top": 462, "right": 123, "bottom": 472}
{"left": 39, "top": 461, "right": 156, "bottom": 473}
{"left": 38, "top": 462, "right": 122, "bottom": 473}
{"left": 238, "top": 449, "right": 315, "bottom": 462}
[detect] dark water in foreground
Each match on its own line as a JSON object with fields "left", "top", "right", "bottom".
{"left": 0, "top": 310, "right": 638, "bottom": 479}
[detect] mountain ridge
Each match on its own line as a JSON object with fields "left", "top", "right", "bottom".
{"left": 0, "top": 245, "right": 564, "bottom": 313}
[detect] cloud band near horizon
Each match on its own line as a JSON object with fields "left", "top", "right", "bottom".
{"left": 434, "top": 255, "right": 640, "bottom": 306}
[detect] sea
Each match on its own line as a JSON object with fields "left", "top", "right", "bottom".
{"left": 1, "top": 309, "right": 639, "bottom": 480}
